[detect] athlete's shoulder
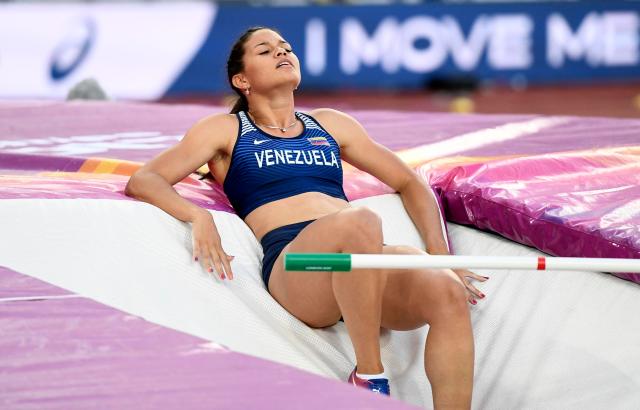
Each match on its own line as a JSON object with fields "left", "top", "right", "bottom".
{"left": 182, "top": 112, "right": 238, "bottom": 148}
{"left": 307, "top": 107, "right": 355, "bottom": 124}
{"left": 307, "top": 108, "right": 366, "bottom": 146}
{"left": 188, "top": 112, "right": 238, "bottom": 137}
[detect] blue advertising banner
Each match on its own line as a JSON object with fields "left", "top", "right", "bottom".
{"left": 0, "top": 2, "right": 637, "bottom": 98}
{"left": 170, "top": 1, "right": 640, "bottom": 95}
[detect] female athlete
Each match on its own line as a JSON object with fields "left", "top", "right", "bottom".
{"left": 125, "top": 26, "right": 488, "bottom": 409}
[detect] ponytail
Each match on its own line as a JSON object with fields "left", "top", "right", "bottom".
{"left": 230, "top": 94, "right": 249, "bottom": 114}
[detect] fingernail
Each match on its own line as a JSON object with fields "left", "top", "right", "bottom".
{"left": 471, "top": 299, "right": 477, "bottom": 305}
{"left": 208, "top": 267, "right": 213, "bottom": 273}
{"left": 484, "top": 276, "right": 490, "bottom": 279}
{"left": 194, "top": 257, "right": 198, "bottom": 262}
{"left": 220, "top": 273, "right": 226, "bottom": 280}
{"left": 480, "top": 293, "right": 485, "bottom": 298}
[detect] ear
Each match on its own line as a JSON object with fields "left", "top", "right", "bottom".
{"left": 231, "top": 73, "right": 249, "bottom": 91}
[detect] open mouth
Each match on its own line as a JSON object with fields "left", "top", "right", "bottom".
{"left": 276, "top": 61, "right": 293, "bottom": 69}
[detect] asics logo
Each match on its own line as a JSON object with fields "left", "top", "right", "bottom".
{"left": 50, "top": 18, "right": 96, "bottom": 81}
{"left": 254, "top": 139, "right": 269, "bottom": 145}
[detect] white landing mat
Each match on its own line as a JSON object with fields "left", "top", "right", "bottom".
{"left": 1, "top": 194, "right": 639, "bottom": 409}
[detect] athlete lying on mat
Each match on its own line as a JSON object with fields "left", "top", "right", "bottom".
{"left": 125, "top": 26, "right": 488, "bottom": 408}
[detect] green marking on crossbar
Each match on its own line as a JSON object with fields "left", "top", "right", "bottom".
{"left": 284, "top": 253, "right": 352, "bottom": 271}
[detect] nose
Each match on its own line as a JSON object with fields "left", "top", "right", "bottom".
{"left": 275, "top": 47, "right": 288, "bottom": 56}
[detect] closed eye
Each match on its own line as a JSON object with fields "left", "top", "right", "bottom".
{"left": 259, "top": 49, "right": 293, "bottom": 55}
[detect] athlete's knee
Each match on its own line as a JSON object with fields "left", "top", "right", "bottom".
{"left": 341, "top": 206, "right": 382, "bottom": 243}
{"left": 423, "top": 272, "right": 468, "bottom": 321}
{"left": 441, "top": 273, "right": 468, "bottom": 308}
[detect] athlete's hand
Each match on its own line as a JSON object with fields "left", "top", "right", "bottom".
{"left": 191, "top": 209, "right": 234, "bottom": 280}
{"left": 453, "top": 268, "right": 488, "bottom": 305}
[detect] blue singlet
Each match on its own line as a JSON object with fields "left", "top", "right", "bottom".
{"left": 222, "top": 111, "right": 348, "bottom": 219}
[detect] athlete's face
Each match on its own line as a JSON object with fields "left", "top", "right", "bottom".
{"left": 236, "top": 29, "right": 301, "bottom": 93}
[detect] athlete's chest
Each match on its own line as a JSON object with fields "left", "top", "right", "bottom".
{"left": 238, "top": 134, "right": 342, "bottom": 171}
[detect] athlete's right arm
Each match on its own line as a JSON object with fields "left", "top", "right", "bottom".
{"left": 125, "top": 113, "right": 237, "bottom": 279}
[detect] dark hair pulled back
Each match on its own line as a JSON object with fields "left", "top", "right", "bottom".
{"left": 227, "top": 26, "right": 279, "bottom": 114}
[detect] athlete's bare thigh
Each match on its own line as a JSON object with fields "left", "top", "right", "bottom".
{"left": 267, "top": 211, "right": 349, "bottom": 328}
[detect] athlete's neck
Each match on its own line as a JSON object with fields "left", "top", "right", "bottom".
{"left": 246, "top": 90, "right": 296, "bottom": 129}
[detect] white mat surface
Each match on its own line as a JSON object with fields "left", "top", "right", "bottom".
{"left": 2, "top": 194, "right": 639, "bottom": 409}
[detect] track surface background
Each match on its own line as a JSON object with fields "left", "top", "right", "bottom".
{"left": 162, "top": 83, "right": 640, "bottom": 118}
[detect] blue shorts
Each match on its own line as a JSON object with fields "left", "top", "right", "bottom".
{"left": 260, "top": 219, "right": 316, "bottom": 288}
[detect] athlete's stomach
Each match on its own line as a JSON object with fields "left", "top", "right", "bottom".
{"left": 244, "top": 192, "right": 350, "bottom": 240}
